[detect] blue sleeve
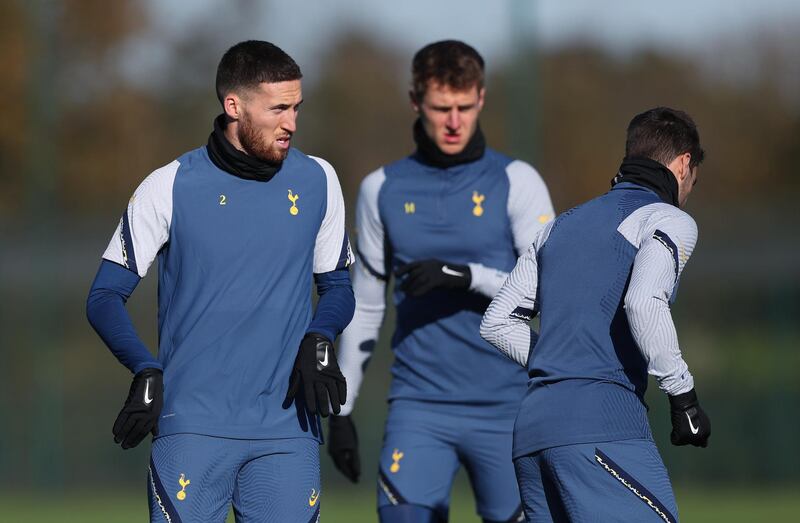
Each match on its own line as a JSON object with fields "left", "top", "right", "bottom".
{"left": 86, "top": 259, "right": 162, "bottom": 374}
{"left": 307, "top": 267, "right": 355, "bottom": 343}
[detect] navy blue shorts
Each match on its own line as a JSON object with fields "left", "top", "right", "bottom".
{"left": 514, "top": 439, "right": 678, "bottom": 522}
{"left": 148, "top": 434, "right": 320, "bottom": 523}
{"left": 377, "top": 400, "right": 523, "bottom": 522}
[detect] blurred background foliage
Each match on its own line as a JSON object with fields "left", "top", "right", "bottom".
{"left": 0, "top": 0, "right": 798, "bottom": 520}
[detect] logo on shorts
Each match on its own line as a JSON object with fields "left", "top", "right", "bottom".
{"left": 404, "top": 202, "right": 415, "bottom": 214}
{"left": 308, "top": 488, "right": 320, "bottom": 507}
{"left": 390, "top": 448, "right": 404, "bottom": 473}
{"left": 288, "top": 189, "right": 300, "bottom": 215}
{"left": 472, "top": 191, "right": 485, "bottom": 216}
{"left": 176, "top": 473, "right": 190, "bottom": 501}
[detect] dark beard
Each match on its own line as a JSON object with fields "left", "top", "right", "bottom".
{"left": 237, "top": 112, "right": 289, "bottom": 164}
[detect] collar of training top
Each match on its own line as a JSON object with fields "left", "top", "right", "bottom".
{"left": 611, "top": 156, "right": 680, "bottom": 207}
{"left": 206, "top": 114, "right": 282, "bottom": 182}
{"left": 412, "top": 118, "right": 486, "bottom": 169}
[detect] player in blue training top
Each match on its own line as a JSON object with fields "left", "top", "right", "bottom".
{"left": 481, "top": 107, "right": 712, "bottom": 522}
{"left": 86, "top": 40, "right": 355, "bottom": 523}
{"left": 328, "top": 40, "right": 554, "bottom": 523}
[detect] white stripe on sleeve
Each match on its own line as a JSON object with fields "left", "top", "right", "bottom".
{"left": 624, "top": 210, "right": 698, "bottom": 395}
{"left": 336, "top": 168, "right": 388, "bottom": 415}
{"left": 311, "top": 156, "right": 355, "bottom": 274}
{"left": 102, "top": 160, "right": 179, "bottom": 278}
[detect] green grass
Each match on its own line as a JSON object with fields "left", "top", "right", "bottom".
{"left": 2, "top": 485, "right": 797, "bottom": 522}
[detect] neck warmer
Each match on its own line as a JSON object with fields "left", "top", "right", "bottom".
{"left": 207, "top": 114, "right": 281, "bottom": 182}
{"left": 612, "top": 156, "right": 679, "bottom": 207}
{"left": 413, "top": 118, "right": 486, "bottom": 169}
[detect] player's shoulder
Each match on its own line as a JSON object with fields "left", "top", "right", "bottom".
{"left": 619, "top": 201, "right": 697, "bottom": 248}
{"left": 357, "top": 165, "right": 388, "bottom": 207}
{"left": 381, "top": 154, "right": 419, "bottom": 179}
{"left": 289, "top": 148, "right": 333, "bottom": 177}
{"left": 134, "top": 155, "right": 183, "bottom": 198}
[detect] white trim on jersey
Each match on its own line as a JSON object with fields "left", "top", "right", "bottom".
{"left": 310, "top": 156, "right": 355, "bottom": 274}
{"left": 102, "top": 160, "right": 179, "bottom": 278}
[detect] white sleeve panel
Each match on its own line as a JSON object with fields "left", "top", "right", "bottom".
{"left": 467, "top": 161, "right": 554, "bottom": 299}
{"left": 354, "top": 167, "right": 388, "bottom": 279}
{"left": 311, "top": 156, "right": 355, "bottom": 274}
{"left": 337, "top": 169, "right": 389, "bottom": 415}
{"left": 624, "top": 210, "right": 698, "bottom": 396}
{"left": 336, "top": 262, "right": 387, "bottom": 415}
{"left": 102, "top": 160, "right": 179, "bottom": 278}
{"left": 506, "top": 160, "right": 555, "bottom": 255}
{"left": 480, "top": 243, "right": 540, "bottom": 367}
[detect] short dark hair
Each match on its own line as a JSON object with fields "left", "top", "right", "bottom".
{"left": 625, "top": 107, "right": 705, "bottom": 168}
{"left": 215, "top": 40, "right": 302, "bottom": 104}
{"left": 411, "top": 40, "right": 485, "bottom": 102}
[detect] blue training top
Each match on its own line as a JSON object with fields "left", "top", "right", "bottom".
{"left": 337, "top": 148, "right": 555, "bottom": 415}
{"left": 88, "top": 146, "right": 354, "bottom": 440}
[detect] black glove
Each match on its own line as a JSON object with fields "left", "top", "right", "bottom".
{"left": 285, "top": 333, "right": 347, "bottom": 417}
{"left": 669, "top": 389, "right": 711, "bottom": 447}
{"left": 328, "top": 415, "right": 361, "bottom": 483}
{"left": 396, "top": 259, "right": 471, "bottom": 297}
{"left": 113, "top": 368, "right": 163, "bottom": 449}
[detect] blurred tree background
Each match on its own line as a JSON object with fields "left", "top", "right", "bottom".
{"left": 1, "top": 0, "right": 798, "bottom": 520}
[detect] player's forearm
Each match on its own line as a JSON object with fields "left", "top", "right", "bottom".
{"left": 480, "top": 247, "right": 540, "bottom": 367}
{"left": 337, "top": 264, "right": 387, "bottom": 415}
{"left": 625, "top": 291, "right": 694, "bottom": 396}
{"left": 467, "top": 263, "right": 508, "bottom": 298}
{"left": 86, "top": 260, "right": 162, "bottom": 374}
{"left": 308, "top": 267, "right": 355, "bottom": 342}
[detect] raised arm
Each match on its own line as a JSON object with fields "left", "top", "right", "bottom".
{"left": 480, "top": 218, "right": 554, "bottom": 366}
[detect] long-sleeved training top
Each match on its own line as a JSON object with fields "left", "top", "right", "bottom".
{"left": 338, "top": 148, "right": 554, "bottom": 415}
{"left": 481, "top": 181, "right": 697, "bottom": 459}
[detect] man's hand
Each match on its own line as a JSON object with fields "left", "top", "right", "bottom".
{"left": 396, "top": 259, "right": 471, "bottom": 297}
{"left": 669, "top": 389, "right": 711, "bottom": 447}
{"left": 113, "top": 368, "right": 163, "bottom": 449}
{"left": 285, "top": 333, "right": 347, "bottom": 417}
{"left": 328, "top": 415, "right": 361, "bottom": 483}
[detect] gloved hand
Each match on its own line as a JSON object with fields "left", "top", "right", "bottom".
{"left": 328, "top": 415, "right": 361, "bottom": 483}
{"left": 669, "top": 389, "right": 711, "bottom": 447}
{"left": 113, "top": 368, "right": 163, "bottom": 449}
{"left": 396, "top": 259, "right": 471, "bottom": 297}
{"left": 285, "top": 333, "right": 347, "bottom": 417}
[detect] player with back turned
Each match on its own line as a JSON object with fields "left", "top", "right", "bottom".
{"left": 329, "top": 40, "right": 554, "bottom": 523}
{"left": 481, "top": 107, "right": 711, "bottom": 522}
{"left": 86, "top": 40, "right": 354, "bottom": 522}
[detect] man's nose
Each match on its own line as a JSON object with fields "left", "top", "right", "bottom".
{"left": 282, "top": 111, "right": 298, "bottom": 134}
{"left": 446, "top": 108, "right": 460, "bottom": 130}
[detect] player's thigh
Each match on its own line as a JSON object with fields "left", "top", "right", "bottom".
{"left": 542, "top": 439, "right": 678, "bottom": 523}
{"left": 377, "top": 415, "right": 460, "bottom": 519}
{"left": 513, "top": 453, "right": 556, "bottom": 523}
{"left": 232, "top": 437, "right": 320, "bottom": 523}
{"left": 460, "top": 421, "right": 524, "bottom": 522}
{"left": 149, "top": 434, "right": 242, "bottom": 523}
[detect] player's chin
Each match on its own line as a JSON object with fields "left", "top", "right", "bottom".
{"left": 253, "top": 145, "right": 289, "bottom": 165}
{"left": 439, "top": 141, "right": 466, "bottom": 155}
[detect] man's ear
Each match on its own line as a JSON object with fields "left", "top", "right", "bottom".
{"left": 680, "top": 152, "right": 692, "bottom": 181}
{"left": 222, "top": 93, "right": 243, "bottom": 120}
{"left": 409, "top": 90, "right": 420, "bottom": 114}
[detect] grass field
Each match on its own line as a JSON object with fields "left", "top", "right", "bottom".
{"left": 2, "top": 485, "right": 798, "bottom": 522}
